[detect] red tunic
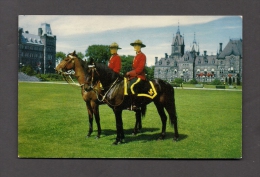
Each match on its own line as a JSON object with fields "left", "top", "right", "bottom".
{"left": 108, "top": 54, "right": 121, "bottom": 74}
{"left": 128, "top": 51, "right": 146, "bottom": 80}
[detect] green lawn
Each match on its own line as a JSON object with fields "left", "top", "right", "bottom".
{"left": 18, "top": 82, "right": 242, "bottom": 158}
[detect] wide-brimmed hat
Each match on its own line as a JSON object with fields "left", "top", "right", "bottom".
{"left": 130, "top": 39, "right": 146, "bottom": 48}
{"left": 109, "top": 42, "right": 121, "bottom": 49}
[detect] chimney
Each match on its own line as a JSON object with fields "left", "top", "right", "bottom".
{"left": 38, "top": 28, "right": 43, "bottom": 36}
{"left": 155, "top": 57, "right": 158, "bottom": 64}
{"left": 204, "top": 50, "right": 207, "bottom": 56}
{"left": 219, "top": 43, "right": 223, "bottom": 52}
{"left": 165, "top": 53, "right": 168, "bottom": 59}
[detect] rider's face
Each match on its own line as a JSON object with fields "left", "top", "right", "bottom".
{"left": 110, "top": 48, "right": 117, "bottom": 54}
{"left": 134, "top": 45, "right": 141, "bottom": 52}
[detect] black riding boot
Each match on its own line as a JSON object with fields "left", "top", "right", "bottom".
{"left": 131, "top": 94, "right": 139, "bottom": 111}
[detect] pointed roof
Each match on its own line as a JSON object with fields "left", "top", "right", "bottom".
{"left": 176, "top": 21, "right": 180, "bottom": 34}
{"left": 217, "top": 39, "right": 242, "bottom": 59}
{"left": 172, "top": 24, "right": 184, "bottom": 46}
{"left": 20, "top": 31, "right": 44, "bottom": 45}
{"left": 41, "top": 23, "right": 53, "bottom": 36}
{"left": 191, "top": 32, "right": 199, "bottom": 52}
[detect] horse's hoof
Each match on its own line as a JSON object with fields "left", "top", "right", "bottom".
{"left": 95, "top": 136, "right": 100, "bottom": 139}
{"left": 86, "top": 135, "right": 91, "bottom": 138}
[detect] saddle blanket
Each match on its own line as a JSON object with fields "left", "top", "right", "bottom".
{"left": 124, "top": 77, "right": 157, "bottom": 99}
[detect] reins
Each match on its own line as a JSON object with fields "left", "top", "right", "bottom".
{"left": 88, "top": 66, "right": 125, "bottom": 107}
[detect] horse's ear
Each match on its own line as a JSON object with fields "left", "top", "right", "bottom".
{"left": 72, "top": 50, "right": 76, "bottom": 56}
{"left": 89, "top": 57, "right": 94, "bottom": 64}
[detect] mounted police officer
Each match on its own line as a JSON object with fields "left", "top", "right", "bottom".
{"left": 108, "top": 42, "right": 122, "bottom": 74}
{"left": 126, "top": 39, "right": 147, "bottom": 110}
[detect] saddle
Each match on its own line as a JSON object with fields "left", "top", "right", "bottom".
{"left": 123, "top": 77, "right": 157, "bottom": 99}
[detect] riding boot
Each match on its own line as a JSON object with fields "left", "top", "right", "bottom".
{"left": 131, "top": 94, "right": 139, "bottom": 111}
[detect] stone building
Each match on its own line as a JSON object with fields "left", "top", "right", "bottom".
{"left": 154, "top": 26, "right": 242, "bottom": 84}
{"left": 18, "top": 23, "right": 56, "bottom": 74}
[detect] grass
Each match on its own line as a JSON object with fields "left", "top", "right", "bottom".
{"left": 18, "top": 82, "right": 242, "bottom": 158}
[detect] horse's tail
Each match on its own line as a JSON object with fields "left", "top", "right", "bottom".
{"left": 141, "top": 105, "right": 147, "bottom": 118}
{"left": 157, "top": 79, "right": 178, "bottom": 126}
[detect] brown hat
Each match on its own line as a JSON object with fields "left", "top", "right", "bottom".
{"left": 109, "top": 42, "right": 121, "bottom": 49}
{"left": 130, "top": 39, "right": 146, "bottom": 48}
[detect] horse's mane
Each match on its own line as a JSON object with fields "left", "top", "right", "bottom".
{"left": 84, "top": 58, "right": 123, "bottom": 85}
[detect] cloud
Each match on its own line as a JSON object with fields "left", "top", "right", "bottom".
{"left": 18, "top": 15, "right": 242, "bottom": 66}
{"left": 19, "top": 15, "right": 225, "bottom": 36}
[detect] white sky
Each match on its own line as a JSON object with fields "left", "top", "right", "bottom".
{"left": 19, "top": 15, "right": 242, "bottom": 66}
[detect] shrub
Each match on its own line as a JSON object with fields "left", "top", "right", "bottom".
{"left": 211, "top": 79, "right": 222, "bottom": 85}
{"left": 189, "top": 79, "right": 198, "bottom": 84}
{"left": 173, "top": 78, "right": 183, "bottom": 84}
{"left": 21, "top": 65, "right": 36, "bottom": 76}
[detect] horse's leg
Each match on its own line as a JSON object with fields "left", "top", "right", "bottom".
{"left": 86, "top": 101, "right": 93, "bottom": 138}
{"left": 154, "top": 102, "right": 167, "bottom": 140}
{"left": 113, "top": 109, "right": 125, "bottom": 145}
{"left": 132, "top": 109, "right": 142, "bottom": 135}
{"left": 165, "top": 101, "right": 179, "bottom": 141}
{"left": 93, "top": 103, "right": 101, "bottom": 139}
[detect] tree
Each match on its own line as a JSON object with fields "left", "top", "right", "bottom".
{"left": 85, "top": 45, "right": 110, "bottom": 64}
{"left": 145, "top": 66, "right": 154, "bottom": 80}
{"left": 120, "top": 55, "right": 134, "bottom": 76}
{"left": 56, "top": 51, "right": 66, "bottom": 64}
{"left": 76, "top": 52, "right": 85, "bottom": 59}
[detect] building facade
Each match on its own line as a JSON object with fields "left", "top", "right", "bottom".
{"left": 18, "top": 23, "right": 56, "bottom": 74}
{"left": 154, "top": 26, "right": 242, "bottom": 84}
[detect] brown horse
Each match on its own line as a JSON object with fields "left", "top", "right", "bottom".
{"left": 55, "top": 51, "right": 143, "bottom": 139}
{"left": 84, "top": 57, "right": 179, "bottom": 145}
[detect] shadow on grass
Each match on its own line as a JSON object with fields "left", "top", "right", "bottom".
{"left": 97, "top": 127, "right": 188, "bottom": 143}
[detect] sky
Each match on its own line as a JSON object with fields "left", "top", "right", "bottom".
{"left": 19, "top": 15, "right": 242, "bottom": 66}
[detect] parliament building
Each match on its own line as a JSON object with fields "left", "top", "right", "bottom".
{"left": 154, "top": 26, "right": 242, "bottom": 84}
{"left": 18, "top": 23, "right": 56, "bottom": 74}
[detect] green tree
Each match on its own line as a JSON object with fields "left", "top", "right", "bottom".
{"left": 76, "top": 52, "right": 85, "bottom": 59}
{"left": 56, "top": 51, "right": 66, "bottom": 63}
{"left": 120, "top": 55, "right": 134, "bottom": 76}
{"left": 85, "top": 45, "right": 110, "bottom": 64}
{"left": 145, "top": 66, "right": 154, "bottom": 80}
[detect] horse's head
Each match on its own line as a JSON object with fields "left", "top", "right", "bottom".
{"left": 55, "top": 51, "right": 77, "bottom": 75}
{"left": 84, "top": 58, "right": 100, "bottom": 88}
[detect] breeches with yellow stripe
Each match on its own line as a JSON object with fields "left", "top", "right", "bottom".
{"left": 128, "top": 78, "right": 144, "bottom": 94}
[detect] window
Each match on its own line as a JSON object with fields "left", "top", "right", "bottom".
{"left": 167, "top": 60, "right": 170, "bottom": 65}
{"left": 198, "top": 59, "right": 201, "bottom": 64}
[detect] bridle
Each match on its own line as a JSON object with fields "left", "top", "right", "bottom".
{"left": 87, "top": 64, "right": 124, "bottom": 106}
{"left": 58, "top": 55, "right": 77, "bottom": 86}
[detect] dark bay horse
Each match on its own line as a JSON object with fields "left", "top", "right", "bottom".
{"left": 55, "top": 51, "right": 143, "bottom": 139}
{"left": 84, "top": 58, "right": 179, "bottom": 145}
